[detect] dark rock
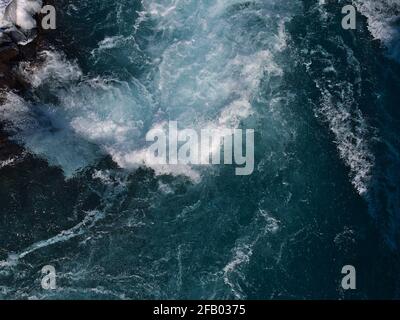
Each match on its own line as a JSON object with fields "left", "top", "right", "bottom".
{"left": 0, "top": 32, "right": 13, "bottom": 46}
{"left": 0, "top": 62, "right": 17, "bottom": 88}
{"left": 0, "top": 43, "right": 18, "bottom": 62}
{"left": 6, "top": 28, "right": 29, "bottom": 44}
{"left": 0, "top": 126, "right": 23, "bottom": 162}
{"left": 0, "top": 2, "right": 50, "bottom": 168}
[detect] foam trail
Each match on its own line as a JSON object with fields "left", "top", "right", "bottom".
{"left": 0, "top": 210, "right": 104, "bottom": 268}
{"left": 223, "top": 209, "right": 279, "bottom": 299}
{"left": 354, "top": 0, "right": 400, "bottom": 62}
{"left": 300, "top": 3, "right": 377, "bottom": 196}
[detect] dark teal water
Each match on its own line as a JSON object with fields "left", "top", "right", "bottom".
{"left": 1, "top": 0, "right": 400, "bottom": 299}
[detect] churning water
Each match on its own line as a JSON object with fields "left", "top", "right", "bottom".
{"left": 1, "top": 0, "right": 400, "bottom": 299}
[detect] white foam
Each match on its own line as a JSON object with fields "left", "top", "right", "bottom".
{"left": 19, "top": 50, "right": 82, "bottom": 88}
{"left": 305, "top": 36, "right": 376, "bottom": 196}
{"left": 316, "top": 83, "right": 375, "bottom": 196}
{"left": 1, "top": 0, "right": 299, "bottom": 181}
{"left": 0, "top": 91, "right": 100, "bottom": 177}
{"left": 223, "top": 208, "right": 280, "bottom": 299}
{"left": 0, "top": 157, "right": 16, "bottom": 169}
{"left": 0, "top": 153, "right": 26, "bottom": 169}
{"left": 0, "top": 0, "right": 13, "bottom": 27}
{"left": 354, "top": 0, "right": 400, "bottom": 62}
{"left": 0, "top": 210, "right": 104, "bottom": 268}
{"left": 223, "top": 242, "right": 253, "bottom": 299}
{"left": 2, "top": 0, "right": 42, "bottom": 30}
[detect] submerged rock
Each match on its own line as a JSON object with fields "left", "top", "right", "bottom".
{"left": 6, "top": 28, "right": 30, "bottom": 44}
{"left": 0, "top": 31, "right": 12, "bottom": 45}
{"left": 0, "top": 31, "right": 19, "bottom": 88}
{"left": 0, "top": 18, "right": 40, "bottom": 90}
{"left": 0, "top": 37, "right": 18, "bottom": 62}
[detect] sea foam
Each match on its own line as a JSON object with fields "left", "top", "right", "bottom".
{"left": 354, "top": 0, "right": 400, "bottom": 62}
{"left": 1, "top": 0, "right": 298, "bottom": 181}
{"left": 1, "top": 0, "right": 42, "bottom": 30}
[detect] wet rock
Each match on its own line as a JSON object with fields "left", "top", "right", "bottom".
{"left": 0, "top": 32, "right": 13, "bottom": 46}
{"left": 0, "top": 65, "right": 16, "bottom": 89}
{"left": 0, "top": 42, "right": 18, "bottom": 62}
{"left": 6, "top": 28, "right": 29, "bottom": 44}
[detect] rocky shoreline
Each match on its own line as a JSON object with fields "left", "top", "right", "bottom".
{"left": 0, "top": 3, "right": 49, "bottom": 165}
{"left": 0, "top": 9, "right": 50, "bottom": 91}
{"left": 0, "top": 26, "right": 26, "bottom": 165}
{"left": 0, "top": 29, "right": 33, "bottom": 90}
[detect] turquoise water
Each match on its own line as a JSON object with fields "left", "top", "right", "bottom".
{"left": 1, "top": 0, "right": 400, "bottom": 299}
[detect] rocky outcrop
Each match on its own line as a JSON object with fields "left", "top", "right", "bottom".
{"left": 0, "top": 32, "right": 18, "bottom": 60}
{"left": 0, "top": 1, "right": 47, "bottom": 162}
{"left": 0, "top": 31, "right": 19, "bottom": 88}
{"left": 0, "top": 0, "right": 45, "bottom": 90}
{"left": 0, "top": 27, "right": 41, "bottom": 90}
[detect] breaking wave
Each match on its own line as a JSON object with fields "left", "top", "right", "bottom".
{"left": 354, "top": 0, "right": 400, "bottom": 62}
{"left": 1, "top": 0, "right": 299, "bottom": 181}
